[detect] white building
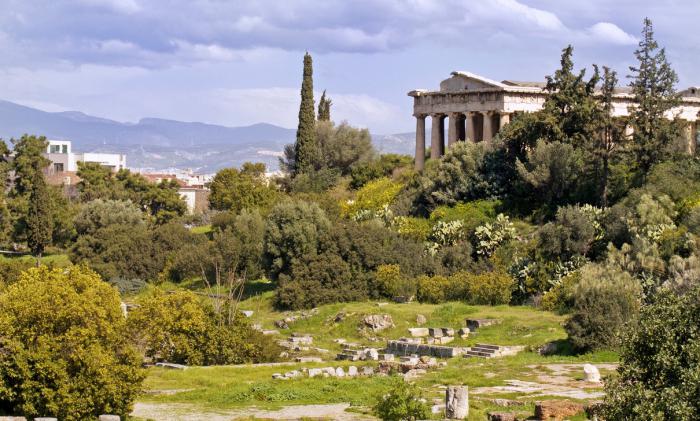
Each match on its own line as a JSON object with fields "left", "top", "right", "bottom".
{"left": 45, "top": 139, "right": 126, "bottom": 174}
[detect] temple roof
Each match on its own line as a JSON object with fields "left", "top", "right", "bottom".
{"left": 501, "top": 80, "right": 546, "bottom": 88}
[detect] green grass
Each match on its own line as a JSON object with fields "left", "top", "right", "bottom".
{"left": 190, "top": 224, "right": 213, "bottom": 235}
{"left": 0, "top": 251, "right": 71, "bottom": 267}
{"left": 138, "top": 294, "right": 618, "bottom": 420}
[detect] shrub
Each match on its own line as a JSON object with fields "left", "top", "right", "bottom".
{"left": 208, "top": 163, "right": 278, "bottom": 213}
{"left": 350, "top": 154, "right": 412, "bottom": 189}
{"left": 264, "top": 199, "right": 331, "bottom": 279}
{"left": 393, "top": 216, "right": 431, "bottom": 241}
{"left": 474, "top": 213, "right": 516, "bottom": 257}
{"left": 342, "top": 177, "right": 403, "bottom": 220}
{"left": 538, "top": 205, "right": 601, "bottom": 261}
{"left": 430, "top": 199, "right": 500, "bottom": 233}
{"left": 564, "top": 264, "right": 642, "bottom": 352}
{"left": 603, "top": 285, "right": 700, "bottom": 420}
{"left": 0, "top": 266, "right": 145, "bottom": 420}
{"left": 374, "top": 380, "right": 430, "bottom": 421}
{"left": 275, "top": 252, "right": 361, "bottom": 309}
{"left": 128, "top": 290, "right": 280, "bottom": 365}
{"left": 416, "top": 275, "right": 449, "bottom": 303}
{"left": 455, "top": 271, "right": 514, "bottom": 305}
{"left": 375, "top": 264, "right": 415, "bottom": 299}
{"left": 74, "top": 199, "right": 144, "bottom": 236}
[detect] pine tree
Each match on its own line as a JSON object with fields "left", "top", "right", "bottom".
{"left": 628, "top": 18, "right": 681, "bottom": 177}
{"left": 317, "top": 90, "right": 332, "bottom": 121}
{"left": 26, "top": 171, "right": 53, "bottom": 261}
{"left": 594, "top": 67, "right": 624, "bottom": 207}
{"left": 294, "top": 52, "right": 320, "bottom": 175}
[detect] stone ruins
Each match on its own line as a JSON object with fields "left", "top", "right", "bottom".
{"left": 409, "top": 71, "right": 700, "bottom": 170}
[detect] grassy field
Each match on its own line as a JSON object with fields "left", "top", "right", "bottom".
{"left": 0, "top": 251, "right": 71, "bottom": 267}
{"left": 138, "top": 292, "right": 618, "bottom": 420}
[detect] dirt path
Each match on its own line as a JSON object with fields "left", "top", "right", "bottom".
{"left": 132, "top": 402, "right": 376, "bottom": 420}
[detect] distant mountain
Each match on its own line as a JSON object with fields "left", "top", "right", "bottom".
{"left": 0, "top": 100, "right": 414, "bottom": 172}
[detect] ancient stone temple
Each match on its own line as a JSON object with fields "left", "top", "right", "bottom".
{"left": 409, "top": 71, "right": 700, "bottom": 170}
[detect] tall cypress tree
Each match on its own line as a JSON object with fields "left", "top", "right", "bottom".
{"left": 26, "top": 171, "right": 53, "bottom": 262}
{"left": 317, "top": 90, "right": 332, "bottom": 121}
{"left": 628, "top": 18, "right": 680, "bottom": 177}
{"left": 294, "top": 52, "right": 319, "bottom": 175}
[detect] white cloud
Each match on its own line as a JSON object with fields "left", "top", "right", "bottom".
{"left": 77, "top": 0, "right": 141, "bottom": 14}
{"left": 587, "top": 22, "right": 638, "bottom": 45}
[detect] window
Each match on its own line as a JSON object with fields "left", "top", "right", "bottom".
{"left": 62, "top": 144, "right": 68, "bottom": 154}
{"left": 49, "top": 144, "right": 61, "bottom": 153}
{"left": 53, "top": 163, "right": 64, "bottom": 173}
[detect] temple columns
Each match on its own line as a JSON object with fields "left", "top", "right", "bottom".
{"left": 448, "top": 112, "right": 459, "bottom": 148}
{"left": 482, "top": 111, "right": 494, "bottom": 142}
{"left": 682, "top": 120, "right": 695, "bottom": 155}
{"left": 414, "top": 114, "right": 426, "bottom": 171}
{"left": 431, "top": 114, "right": 445, "bottom": 159}
{"left": 499, "top": 112, "right": 511, "bottom": 131}
{"left": 466, "top": 112, "right": 476, "bottom": 142}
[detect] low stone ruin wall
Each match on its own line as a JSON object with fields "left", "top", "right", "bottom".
{"left": 386, "top": 340, "right": 461, "bottom": 358}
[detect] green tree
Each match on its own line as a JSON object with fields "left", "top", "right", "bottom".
{"left": 208, "top": 163, "right": 277, "bottom": 214}
{"left": 0, "top": 266, "right": 145, "bottom": 420}
{"left": 0, "top": 140, "right": 13, "bottom": 245}
{"left": 628, "top": 18, "right": 681, "bottom": 177}
{"left": 565, "top": 263, "right": 642, "bottom": 352}
{"left": 264, "top": 199, "right": 331, "bottom": 279}
{"left": 74, "top": 199, "right": 145, "bottom": 236}
{"left": 293, "top": 52, "right": 320, "bottom": 175}
{"left": 26, "top": 172, "right": 52, "bottom": 260}
{"left": 604, "top": 285, "right": 700, "bottom": 420}
{"left": 317, "top": 121, "right": 375, "bottom": 175}
{"left": 76, "top": 161, "right": 124, "bottom": 202}
{"left": 317, "top": 89, "right": 332, "bottom": 121}
{"left": 11, "top": 135, "right": 49, "bottom": 195}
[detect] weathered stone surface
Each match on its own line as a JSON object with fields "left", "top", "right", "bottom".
{"left": 0, "top": 418, "right": 27, "bottom": 421}
{"left": 272, "top": 373, "right": 284, "bottom": 379}
{"left": 289, "top": 334, "right": 313, "bottom": 344}
{"left": 458, "top": 327, "right": 470, "bottom": 338}
{"left": 35, "top": 418, "right": 58, "bottom": 421}
{"left": 428, "top": 327, "right": 444, "bottom": 338}
{"left": 347, "top": 366, "right": 358, "bottom": 377}
{"left": 361, "top": 366, "right": 375, "bottom": 376}
{"left": 308, "top": 368, "right": 323, "bottom": 377}
{"left": 583, "top": 364, "right": 601, "bottom": 383}
{"left": 403, "top": 368, "right": 427, "bottom": 380}
{"left": 416, "top": 314, "right": 427, "bottom": 325}
{"left": 365, "top": 348, "right": 380, "bottom": 360}
{"left": 445, "top": 386, "right": 469, "bottom": 419}
{"left": 408, "top": 327, "right": 429, "bottom": 337}
{"left": 98, "top": 416, "right": 120, "bottom": 421}
{"left": 534, "top": 400, "right": 585, "bottom": 420}
{"left": 487, "top": 412, "right": 516, "bottom": 421}
{"left": 465, "top": 318, "right": 500, "bottom": 331}
{"left": 379, "top": 353, "right": 395, "bottom": 361}
{"left": 323, "top": 367, "right": 337, "bottom": 377}
{"left": 363, "top": 314, "right": 394, "bottom": 331}
{"left": 240, "top": 310, "right": 254, "bottom": 317}
{"left": 442, "top": 328, "right": 455, "bottom": 336}
{"left": 335, "top": 367, "right": 345, "bottom": 377}
{"left": 296, "top": 356, "right": 323, "bottom": 363}
{"left": 262, "top": 330, "right": 279, "bottom": 335}
{"left": 386, "top": 340, "right": 461, "bottom": 358}
{"left": 155, "top": 362, "right": 187, "bottom": 370}
{"left": 274, "top": 319, "right": 289, "bottom": 329}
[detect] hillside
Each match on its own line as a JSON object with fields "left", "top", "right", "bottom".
{"left": 0, "top": 100, "right": 414, "bottom": 172}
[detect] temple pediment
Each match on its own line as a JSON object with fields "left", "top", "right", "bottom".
{"left": 440, "top": 71, "right": 507, "bottom": 92}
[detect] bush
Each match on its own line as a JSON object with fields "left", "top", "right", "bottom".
{"left": 0, "top": 266, "right": 145, "bottom": 420}
{"left": 603, "top": 285, "right": 700, "bottom": 420}
{"left": 564, "top": 264, "right": 642, "bottom": 352}
{"left": 538, "top": 205, "right": 601, "bottom": 261}
{"left": 374, "top": 380, "right": 430, "bottom": 421}
{"left": 208, "top": 163, "right": 278, "bottom": 213}
{"left": 350, "top": 154, "right": 412, "bottom": 189}
{"left": 375, "top": 264, "right": 416, "bottom": 299}
{"left": 393, "top": 216, "right": 431, "bottom": 242}
{"left": 128, "top": 290, "right": 280, "bottom": 365}
{"left": 474, "top": 214, "right": 516, "bottom": 257}
{"left": 275, "top": 252, "right": 362, "bottom": 309}
{"left": 416, "top": 275, "right": 449, "bottom": 303}
{"left": 264, "top": 199, "right": 331, "bottom": 279}
{"left": 454, "top": 270, "right": 514, "bottom": 305}
{"left": 74, "top": 199, "right": 144, "bottom": 236}
{"left": 342, "top": 177, "right": 403, "bottom": 220}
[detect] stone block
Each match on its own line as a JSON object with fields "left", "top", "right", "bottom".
{"left": 442, "top": 328, "right": 455, "bottom": 336}
{"left": 0, "top": 418, "right": 27, "bottom": 421}
{"left": 347, "top": 366, "right": 358, "bottom": 377}
{"left": 361, "top": 366, "right": 375, "bottom": 376}
{"left": 363, "top": 314, "right": 394, "bottom": 331}
{"left": 335, "top": 367, "right": 345, "bottom": 377}
{"left": 35, "top": 419, "right": 58, "bottom": 421}
{"left": 584, "top": 364, "right": 601, "bottom": 383}
{"left": 408, "top": 327, "right": 429, "bottom": 337}
{"left": 240, "top": 310, "right": 254, "bottom": 317}
{"left": 534, "top": 400, "right": 585, "bottom": 420}
{"left": 365, "top": 348, "right": 380, "bottom": 360}
{"left": 428, "top": 327, "right": 444, "bottom": 338}
{"left": 445, "top": 386, "right": 469, "bottom": 419}
{"left": 465, "top": 318, "right": 500, "bottom": 331}
{"left": 487, "top": 412, "right": 516, "bottom": 421}
{"left": 416, "top": 314, "right": 427, "bottom": 325}
{"left": 308, "top": 368, "right": 323, "bottom": 377}
{"left": 262, "top": 330, "right": 279, "bottom": 335}
{"left": 296, "top": 356, "right": 323, "bottom": 363}
{"left": 379, "top": 353, "right": 394, "bottom": 361}
{"left": 155, "top": 362, "right": 187, "bottom": 370}
{"left": 458, "top": 327, "right": 470, "bottom": 338}
{"left": 323, "top": 367, "right": 337, "bottom": 377}
{"left": 437, "top": 336, "right": 454, "bottom": 345}
{"left": 98, "top": 417, "right": 120, "bottom": 421}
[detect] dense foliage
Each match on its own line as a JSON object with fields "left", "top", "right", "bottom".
{"left": 0, "top": 267, "right": 144, "bottom": 420}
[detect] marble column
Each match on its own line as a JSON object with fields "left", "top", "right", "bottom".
{"left": 414, "top": 114, "right": 426, "bottom": 171}
{"left": 448, "top": 113, "right": 459, "bottom": 148}
{"left": 457, "top": 114, "right": 466, "bottom": 141}
{"left": 465, "top": 112, "right": 476, "bottom": 142}
{"left": 499, "top": 112, "right": 511, "bottom": 131}
{"left": 482, "top": 111, "right": 493, "bottom": 142}
{"left": 431, "top": 114, "right": 445, "bottom": 159}
{"left": 683, "top": 120, "right": 694, "bottom": 155}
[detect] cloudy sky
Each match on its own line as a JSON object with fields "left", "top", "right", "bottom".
{"left": 1, "top": 0, "right": 698, "bottom": 134}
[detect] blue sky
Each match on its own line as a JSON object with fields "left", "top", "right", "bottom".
{"left": 1, "top": 0, "right": 698, "bottom": 134}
